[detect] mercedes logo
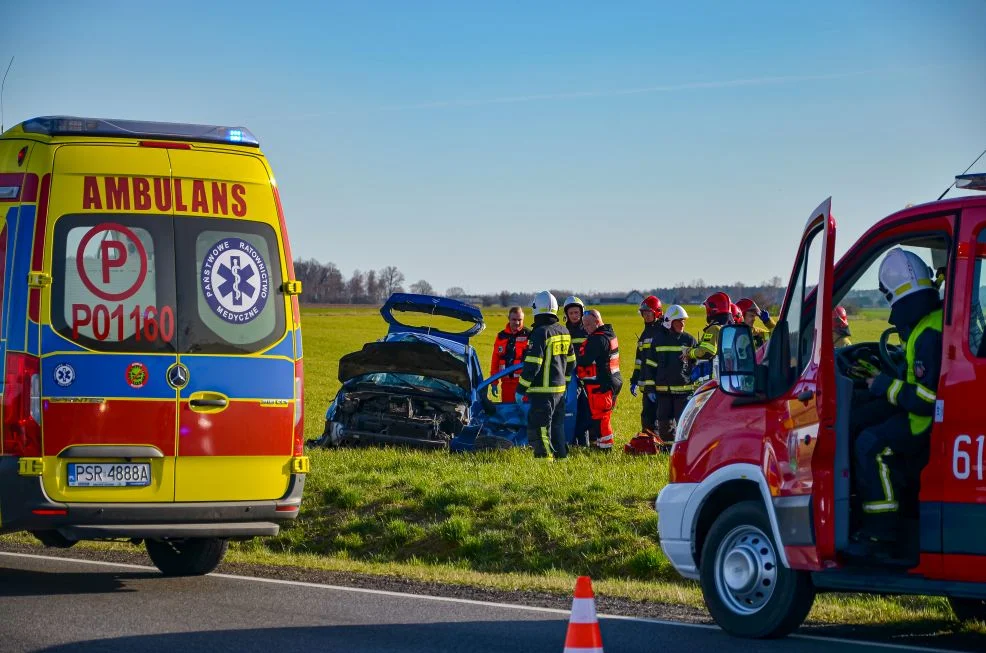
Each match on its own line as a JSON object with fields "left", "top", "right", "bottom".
{"left": 167, "top": 363, "right": 189, "bottom": 389}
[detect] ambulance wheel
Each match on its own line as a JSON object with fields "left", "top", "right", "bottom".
{"left": 700, "top": 500, "right": 815, "bottom": 638}
{"left": 146, "top": 537, "right": 228, "bottom": 576}
{"left": 948, "top": 597, "right": 986, "bottom": 623}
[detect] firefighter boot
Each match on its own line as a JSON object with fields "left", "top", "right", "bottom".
{"left": 656, "top": 419, "right": 675, "bottom": 452}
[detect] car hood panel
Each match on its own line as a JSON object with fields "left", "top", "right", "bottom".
{"left": 337, "top": 341, "right": 471, "bottom": 390}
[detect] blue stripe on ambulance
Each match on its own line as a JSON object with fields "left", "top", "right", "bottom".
{"left": 41, "top": 325, "right": 89, "bottom": 353}
{"left": 178, "top": 356, "right": 294, "bottom": 399}
{"left": 42, "top": 354, "right": 178, "bottom": 399}
{"left": 264, "top": 335, "right": 294, "bottom": 359}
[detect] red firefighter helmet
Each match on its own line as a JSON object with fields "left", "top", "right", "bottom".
{"left": 833, "top": 305, "right": 849, "bottom": 329}
{"left": 729, "top": 302, "right": 743, "bottom": 323}
{"left": 639, "top": 295, "right": 663, "bottom": 318}
{"left": 735, "top": 298, "right": 759, "bottom": 315}
{"left": 703, "top": 292, "right": 731, "bottom": 319}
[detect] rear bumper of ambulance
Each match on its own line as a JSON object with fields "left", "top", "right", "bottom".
{"left": 0, "top": 457, "right": 305, "bottom": 540}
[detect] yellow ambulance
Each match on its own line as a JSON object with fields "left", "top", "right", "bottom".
{"left": 0, "top": 116, "right": 307, "bottom": 575}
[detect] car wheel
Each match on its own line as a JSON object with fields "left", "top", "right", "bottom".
{"left": 145, "top": 537, "right": 228, "bottom": 576}
{"left": 700, "top": 500, "right": 815, "bottom": 638}
{"left": 948, "top": 597, "right": 986, "bottom": 623}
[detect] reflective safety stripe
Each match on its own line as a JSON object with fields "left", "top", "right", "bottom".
{"left": 568, "top": 598, "right": 598, "bottom": 624}
{"left": 524, "top": 356, "right": 543, "bottom": 364}
{"left": 656, "top": 385, "right": 694, "bottom": 393}
{"left": 640, "top": 380, "right": 656, "bottom": 386}
{"left": 645, "top": 359, "right": 658, "bottom": 367}
{"left": 596, "top": 434, "right": 614, "bottom": 449}
{"left": 863, "top": 447, "right": 897, "bottom": 513}
{"left": 886, "top": 379, "right": 903, "bottom": 406}
{"left": 915, "top": 383, "right": 936, "bottom": 403}
{"left": 539, "top": 426, "right": 552, "bottom": 459}
{"left": 653, "top": 346, "right": 682, "bottom": 352}
{"left": 518, "top": 377, "right": 532, "bottom": 388}
{"left": 526, "top": 385, "right": 567, "bottom": 393}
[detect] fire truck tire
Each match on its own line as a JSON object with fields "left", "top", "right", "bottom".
{"left": 948, "top": 597, "right": 986, "bottom": 623}
{"left": 699, "top": 500, "right": 816, "bottom": 638}
{"left": 146, "top": 537, "right": 229, "bottom": 576}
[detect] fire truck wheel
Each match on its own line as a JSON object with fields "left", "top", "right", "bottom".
{"left": 146, "top": 537, "right": 229, "bottom": 576}
{"left": 948, "top": 597, "right": 986, "bottom": 623}
{"left": 700, "top": 500, "right": 816, "bottom": 638}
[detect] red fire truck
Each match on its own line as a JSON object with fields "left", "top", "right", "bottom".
{"left": 656, "top": 173, "right": 986, "bottom": 638}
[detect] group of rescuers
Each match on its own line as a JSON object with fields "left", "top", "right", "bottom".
{"left": 487, "top": 289, "right": 834, "bottom": 458}
{"left": 485, "top": 247, "right": 942, "bottom": 555}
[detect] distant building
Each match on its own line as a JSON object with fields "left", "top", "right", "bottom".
{"left": 593, "top": 291, "right": 645, "bottom": 305}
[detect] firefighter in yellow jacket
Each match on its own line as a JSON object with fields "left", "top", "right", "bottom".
{"left": 685, "top": 291, "right": 732, "bottom": 384}
{"left": 516, "top": 291, "right": 576, "bottom": 460}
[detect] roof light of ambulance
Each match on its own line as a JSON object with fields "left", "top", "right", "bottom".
{"left": 955, "top": 173, "right": 986, "bottom": 192}
{"left": 228, "top": 129, "right": 243, "bottom": 142}
{"left": 21, "top": 116, "right": 260, "bottom": 147}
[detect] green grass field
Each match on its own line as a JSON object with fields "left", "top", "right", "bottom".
{"left": 5, "top": 302, "right": 976, "bottom": 630}
{"left": 227, "top": 303, "right": 975, "bottom": 629}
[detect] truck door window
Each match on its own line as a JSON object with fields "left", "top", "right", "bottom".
{"left": 781, "top": 229, "right": 822, "bottom": 379}
{"left": 971, "top": 228, "right": 986, "bottom": 357}
{"left": 835, "top": 238, "right": 947, "bottom": 343}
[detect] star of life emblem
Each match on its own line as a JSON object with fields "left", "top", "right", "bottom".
{"left": 200, "top": 237, "right": 270, "bottom": 324}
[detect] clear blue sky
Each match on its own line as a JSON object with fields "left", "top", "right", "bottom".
{"left": 5, "top": 1, "right": 986, "bottom": 295}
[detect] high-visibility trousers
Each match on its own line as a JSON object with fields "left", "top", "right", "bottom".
{"left": 585, "top": 384, "right": 615, "bottom": 449}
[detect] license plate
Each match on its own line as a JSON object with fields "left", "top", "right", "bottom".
{"left": 67, "top": 463, "right": 151, "bottom": 487}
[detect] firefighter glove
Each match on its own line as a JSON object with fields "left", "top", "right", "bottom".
{"left": 759, "top": 310, "right": 770, "bottom": 322}
{"left": 646, "top": 392, "right": 657, "bottom": 403}
{"left": 490, "top": 384, "right": 499, "bottom": 397}
{"left": 514, "top": 391, "right": 525, "bottom": 404}
{"left": 630, "top": 383, "right": 638, "bottom": 397}
{"left": 849, "top": 357, "right": 880, "bottom": 380}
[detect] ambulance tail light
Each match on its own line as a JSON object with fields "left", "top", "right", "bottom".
{"left": 293, "top": 359, "right": 304, "bottom": 457}
{"left": 3, "top": 353, "right": 42, "bottom": 457}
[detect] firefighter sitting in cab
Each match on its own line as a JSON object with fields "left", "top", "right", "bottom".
{"left": 833, "top": 305, "right": 853, "bottom": 348}
{"left": 629, "top": 296, "right": 665, "bottom": 435}
{"left": 685, "top": 292, "right": 731, "bottom": 384}
{"left": 643, "top": 304, "right": 697, "bottom": 449}
{"left": 848, "top": 248, "right": 942, "bottom": 563}
{"left": 576, "top": 309, "right": 622, "bottom": 450}
{"left": 489, "top": 306, "right": 531, "bottom": 403}
{"left": 563, "top": 296, "right": 592, "bottom": 446}
{"left": 735, "top": 297, "right": 776, "bottom": 350}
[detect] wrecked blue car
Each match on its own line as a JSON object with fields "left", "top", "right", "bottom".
{"left": 309, "top": 293, "right": 578, "bottom": 452}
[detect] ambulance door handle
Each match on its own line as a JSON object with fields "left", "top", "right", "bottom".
{"left": 188, "top": 391, "right": 229, "bottom": 413}
{"left": 190, "top": 399, "right": 227, "bottom": 408}
{"left": 797, "top": 389, "right": 814, "bottom": 403}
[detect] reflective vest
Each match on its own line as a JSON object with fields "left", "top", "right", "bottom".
{"left": 576, "top": 328, "right": 621, "bottom": 389}
{"left": 491, "top": 325, "right": 530, "bottom": 379}
{"left": 904, "top": 309, "right": 942, "bottom": 435}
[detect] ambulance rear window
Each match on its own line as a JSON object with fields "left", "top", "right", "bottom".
{"left": 51, "top": 215, "right": 177, "bottom": 353}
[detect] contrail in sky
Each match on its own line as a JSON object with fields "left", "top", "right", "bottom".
{"left": 252, "top": 65, "right": 936, "bottom": 122}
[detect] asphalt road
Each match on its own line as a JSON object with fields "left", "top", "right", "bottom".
{"left": 0, "top": 552, "right": 971, "bottom": 653}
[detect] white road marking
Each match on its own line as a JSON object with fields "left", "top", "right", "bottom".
{"left": 0, "top": 551, "right": 968, "bottom": 653}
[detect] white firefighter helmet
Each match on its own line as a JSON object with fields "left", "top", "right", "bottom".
{"left": 562, "top": 296, "right": 584, "bottom": 311}
{"left": 663, "top": 304, "right": 689, "bottom": 327}
{"left": 532, "top": 290, "right": 559, "bottom": 315}
{"left": 878, "top": 248, "right": 935, "bottom": 306}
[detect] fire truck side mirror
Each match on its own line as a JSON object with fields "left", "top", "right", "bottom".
{"left": 717, "top": 324, "right": 759, "bottom": 397}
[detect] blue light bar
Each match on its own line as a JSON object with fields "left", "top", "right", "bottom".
{"left": 955, "top": 173, "right": 986, "bottom": 192}
{"left": 21, "top": 116, "right": 260, "bottom": 147}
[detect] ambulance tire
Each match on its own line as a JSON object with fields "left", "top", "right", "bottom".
{"left": 700, "top": 500, "right": 815, "bottom": 638}
{"left": 146, "top": 537, "right": 229, "bottom": 576}
{"left": 948, "top": 597, "right": 986, "bottom": 623}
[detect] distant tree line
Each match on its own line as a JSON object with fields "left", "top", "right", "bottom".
{"left": 293, "top": 258, "right": 788, "bottom": 309}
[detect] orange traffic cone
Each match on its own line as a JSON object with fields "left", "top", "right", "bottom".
{"left": 563, "top": 576, "right": 604, "bottom": 652}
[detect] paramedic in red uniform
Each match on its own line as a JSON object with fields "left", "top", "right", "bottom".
{"left": 576, "top": 309, "right": 623, "bottom": 450}
{"left": 489, "top": 306, "right": 530, "bottom": 403}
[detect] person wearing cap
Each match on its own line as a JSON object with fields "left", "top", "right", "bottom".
{"left": 833, "top": 306, "right": 853, "bottom": 348}
{"left": 643, "top": 304, "right": 697, "bottom": 448}
{"left": 563, "top": 296, "right": 592, "bottom": 446}
{"left": 576, "top": 309, "right": 623, "bottom": 450}
{"left": 489, "top": 306, "right": 531, "bottom": 403}
{"left": 516, "top": 291, "right": 576, "bottom": 460}
{"left": 848, "top": 248, "right": 942, "bottom": 560}
{"left": 735, "top": 298, "right": 776, "bottom": 350}
{"left": 629, "top": 295, "right": 664, "bottom": 435}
